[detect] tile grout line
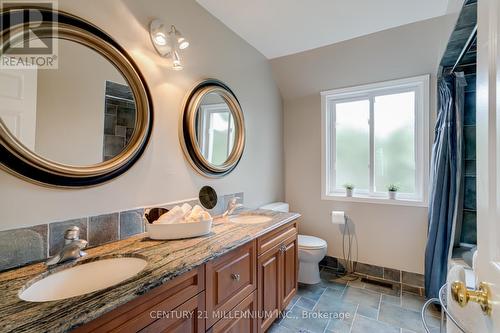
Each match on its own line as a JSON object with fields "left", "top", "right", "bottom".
{"left": 46, "top": 223, "right": 50, "bottom": 258}
{"left": 348, "top": 304, "right": 359, "bottom": 333}
{"left": 309, "top": 283, "right": 330, "bottom": 332}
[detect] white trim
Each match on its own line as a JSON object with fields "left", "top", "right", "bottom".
{"left": 321, "top": 75, "right": 430, "bottom": 206}
{"left": 323, "top": 193, "right": 428, "bottom": 207}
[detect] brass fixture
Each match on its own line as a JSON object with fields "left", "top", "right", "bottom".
{"left": 451, "top": 280, "right": 492, "bottom": 315}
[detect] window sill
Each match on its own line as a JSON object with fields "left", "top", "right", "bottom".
{"left": 322, "top": 193, "right": 428, "bottom": 207}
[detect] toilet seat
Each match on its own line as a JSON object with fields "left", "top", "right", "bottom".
{"left": 298, "top": 235, "right": 327, "bottom": 250}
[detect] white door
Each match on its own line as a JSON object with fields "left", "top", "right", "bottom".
{"left": 451, "top": 0, "right": 500, "bottom": 331}
{"left": 0, "top": 65, "right": 38, "bottom": 150}
{"left": 476, "top": 0, "right": 500, "bottom": 328}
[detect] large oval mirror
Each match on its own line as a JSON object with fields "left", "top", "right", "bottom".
{"left": 0, "top": 8, "right": 153, "bottom": 187}
{"left": 181, "top": 80, "right": 245, "bottom": 177}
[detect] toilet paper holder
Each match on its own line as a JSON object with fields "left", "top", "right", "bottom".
{"left": 331, "top": 211, "right": 345, "bottom": 224}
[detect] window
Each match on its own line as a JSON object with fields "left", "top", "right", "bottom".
{"left": 321, "top": 75, "right": 429, "bottom": 205}
{"left": 198, "top": 103, "right": 235, "bottom": 165}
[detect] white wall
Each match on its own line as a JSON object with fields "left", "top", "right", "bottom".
{"left": 271, "top": 15, "right": 457, "bottom": 273}
{"left": 0, "top": 0, "right": 284, "bottom": 230}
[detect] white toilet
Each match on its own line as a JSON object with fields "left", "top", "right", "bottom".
{"left": 296, "top": 235, "right": 327, "bottom": 284}
{"left": 260, "top": 202, "right": 328, "bottom": 285}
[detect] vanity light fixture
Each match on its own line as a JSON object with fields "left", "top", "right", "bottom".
{"left": 149, "top": 19, "right": 189, "bottom": 70}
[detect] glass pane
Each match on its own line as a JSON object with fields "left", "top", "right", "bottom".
{"left": 196, "top": 92, "right": 236, "bottom": 167}
{"left": 208, "top": 111, "right": 230, "bottom": 165}
{"left": 335, "top": 99, "right": 370, "bottom": 191}
{"left": 374, "top": 91, "right": 415, "bottom": 193}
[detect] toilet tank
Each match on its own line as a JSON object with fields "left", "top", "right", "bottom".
{"left": 260, "top": 202, "right": 289, "bottom": 212}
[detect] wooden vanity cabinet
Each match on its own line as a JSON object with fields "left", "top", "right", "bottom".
{"left": 257, "top": 223, "right": 298, "bottom": 333}
{"left": 140, "top": 292, "right": 205, "bottom": 333}
{"left": 73, "top": 266, "right": 205, "bottom": 333}
{"left": 257, "top": 242, "right": 281, "bottom": 331}
{"left": 281, "top": 235, "right": 298, "bottom": 307}
{"left": 74, "top": 221, "right": 297, "bottom": 333}
{"left": 205, "top": 241, "right": 256, "bottom": 328}
{"left": 207, "top": 291, "right": 258, "bottom": 333}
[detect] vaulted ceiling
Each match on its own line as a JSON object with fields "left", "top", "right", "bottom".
{"left": 197, "top": 0, "right": 464, "bottom": 59}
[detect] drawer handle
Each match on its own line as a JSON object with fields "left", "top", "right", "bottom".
{"left": 231, "top": 273, "right": 240, "bottom": 281}
{"left": 279, "top": 244, "right": 286, "bottom": 254}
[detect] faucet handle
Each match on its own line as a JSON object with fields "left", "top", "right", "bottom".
{"left": 64, "top": 226, "right": 80, "bottom": 243}
{"left": 228, "top": 196, "right": 241, "bottom": 206}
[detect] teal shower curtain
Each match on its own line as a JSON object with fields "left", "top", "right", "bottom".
{"left": 424, "top": 73, "right": 466, "bottom": 299}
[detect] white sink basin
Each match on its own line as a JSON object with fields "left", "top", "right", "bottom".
{"left": 230, "top": 215, "right": 273, "bottom": 224}
{"left": 19, "top": 257, "right": 147, "bottom": 302}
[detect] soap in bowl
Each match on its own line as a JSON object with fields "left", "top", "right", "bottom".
{"left": 146, "top": 219, "right": 212, "bottom": 240}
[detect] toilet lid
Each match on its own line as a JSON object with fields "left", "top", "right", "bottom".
{"left": 298, "top": 235, "right": 327, "bottom": 249}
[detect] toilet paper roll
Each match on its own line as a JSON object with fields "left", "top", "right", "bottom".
{"left": 331, "top": 211, "right": 345, "bottom": 224}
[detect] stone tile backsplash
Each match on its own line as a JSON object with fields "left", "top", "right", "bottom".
{"left": 0, "top": 225, "right": 48, "bottom": 272}
{"left": 0, "top": 192, "right": 243, "bottom": 272}
{"left": 88, "top": 213, "right": 119, "bottom": 247}
{"left": 119, "top": 209, "right": 144, "bottom": 239}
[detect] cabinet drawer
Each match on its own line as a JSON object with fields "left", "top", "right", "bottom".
{"left": 208, "top": 291, "right": 257, "bottom": 333}
{"left": 257, "top": 222, "right": 297, "bottom": 256}
{"left": 74, "top": 266, "right": 204, "bottom": 333}
{"left": 206, "top": 241, "right": 256, "bottom": 328}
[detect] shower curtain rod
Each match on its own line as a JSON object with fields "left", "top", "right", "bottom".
{"left": 450, "top": 24, "right": 477, "bottom": 73}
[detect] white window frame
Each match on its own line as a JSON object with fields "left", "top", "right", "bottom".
{"left": 321, "top": 75, "right": 430, "bottom": 207}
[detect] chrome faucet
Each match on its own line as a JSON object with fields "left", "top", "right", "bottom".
{"left": 223, "top": 197, "right": 243, "bottom": 217}
{"left": 46, "top": 226, "right": 88, "bottom": 266}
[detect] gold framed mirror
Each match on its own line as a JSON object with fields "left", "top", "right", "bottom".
{"left": 0, "top": 7, "right": 153, "bottom": 187}
{"left": 181, "top": 79, "right": 245, "bottom": 177}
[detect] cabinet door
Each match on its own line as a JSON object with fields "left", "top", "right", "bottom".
{"left": 257, "top": 245, "right": 281, "bottom": 332}
{"left": 281, "top": 236, "right": 298, "bottom": 309}
{"left": 209, "top": 291, "right": 257, "bottom": 333}
{"left": 140, "top": 292, "right": 205, "bottom": 333}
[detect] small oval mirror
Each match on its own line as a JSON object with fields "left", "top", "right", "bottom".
{"left": 181, "top": 79, "right": 245, "bottom": 177}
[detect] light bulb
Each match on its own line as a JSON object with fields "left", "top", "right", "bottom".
{"left": 179, "top": 40, "right": 189, "bottom": 50}
{"left": 153, "top": 32, "right": 167, "bottom": 46}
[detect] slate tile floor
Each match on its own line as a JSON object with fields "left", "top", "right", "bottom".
{"left": 268, "top": 268, "right": 443, "bottom": 333}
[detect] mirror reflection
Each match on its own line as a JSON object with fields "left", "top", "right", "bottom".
{"left": 195, "top": 92, "right": 235, "bottom": 166}
{"left": 0, "top": 38, "right": 137, "bottom": 166}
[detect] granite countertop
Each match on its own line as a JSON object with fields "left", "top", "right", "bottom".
{"left": 0, "top": 209, "right": 300, "bottom": 333}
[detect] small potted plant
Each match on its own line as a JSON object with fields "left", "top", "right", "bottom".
{"left": 387, "top": 184, "right": 399, "bottom": 199}
{"left": 344, "top": 183, "right": 354, "bottom": 197}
